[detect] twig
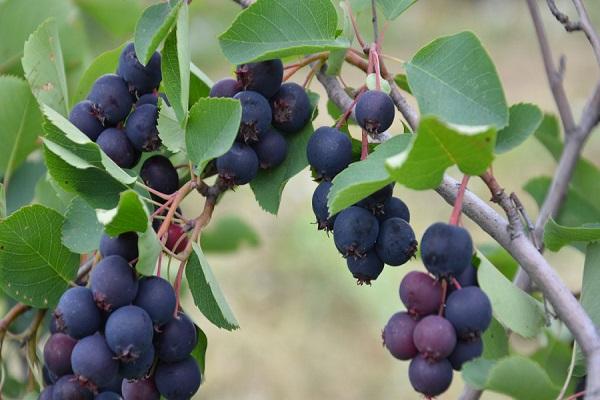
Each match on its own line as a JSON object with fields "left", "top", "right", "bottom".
{"left": 371, "top": 0, "right": 379, "bottom": 47}
{"left": 547, "top": 0, "right": 582, "bottom": 31}
{"left": 232, "top": 0, "right": 254, "bottom": 7}
{"left": 345, "top": 0, "right": 367, "bottom": 50}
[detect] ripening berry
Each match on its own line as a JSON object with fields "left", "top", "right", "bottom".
{"left": 96, "top": 128, "right": 140, "bottom": 169}
{"left": 210, "top": 78, "right": 241, "bottom": 98}
{"left": 382, "top": 312, "right": 418, "bottom": 360}
{"left": 69, "top": 100, "right": 104, "bottom": 141}
{"left": 375, "top": 217, "right": 417, "bottom": 266}
{"left": 43, "top": 333, "right": 77, "bottom": 378}
{"left": 355, "top": 90, "right": 395, "bottom": 135}
{"left": 408, "top": 355, "right": 453, "bottom": 397}
{"left": 333, "top": 206, "right": 380, "bottom": 258}
{"left": 39, "top": 386, "right": 54, "bottom": 400}
{"left": 117, "top": 42, "right": 162, "bottom": 96}
{"left": 413, "top": 315, "right": 457, "bottom": 361}
{"left": 236, "top": 59, "right": 283, "bottom": 98}
{"left": 87, "top": 74, "right": 133, "bottom": 125}
{"left": 166, "top": 224, "right": 189, "bottom": 253}
{"left": 421, "top": 222, "right": 473, "bottom": 278}
{"left": 270, "top": 82, "right": 311, "bottom": 133}
{"left": 306, "top": 127, "right": 353, "bottom": 180}
{"left": 122, "top": 377, "right": 160, "bottom": 400}
{"left": 399, "top": 271, "right": 443, "bottom": 317}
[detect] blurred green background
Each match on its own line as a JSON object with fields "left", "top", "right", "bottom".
{"left": 2, "top": 0, "right": 600, "bottom": 398}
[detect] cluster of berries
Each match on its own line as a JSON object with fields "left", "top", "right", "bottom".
{"left": 40, "top": 231, "right": 200, "bottom": 400}
{"left": 210, "top": 59, "right": 312, "bottom": 186}
{"left": 382, "top": 223, "right": 492, "bottom": 397}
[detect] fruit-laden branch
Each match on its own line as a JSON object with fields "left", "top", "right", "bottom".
{"left": 315, "top": 64, "right": 600, "bottom": 400}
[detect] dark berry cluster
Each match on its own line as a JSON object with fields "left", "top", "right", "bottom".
{"left": 382, "top": 223, "right": 492, "bottom": 397}
{"left": 69, "top": 43, "right": 163, "bottom": 169}
{"left": 211, "top": 59, "right": 312, "bottom": 186}
{"left": 40, "top": 232, "right": 200, "bottom": 400}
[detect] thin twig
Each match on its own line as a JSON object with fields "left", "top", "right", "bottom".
{"left": 371, "top": 0, "right": 379, "bottom": 47}
{"left": 547, "top": 0, "right": 582, "bottom": 31}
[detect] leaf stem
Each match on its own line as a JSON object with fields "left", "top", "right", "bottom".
{"left": 283, "top": 52, "right": 329, "bottom": 82}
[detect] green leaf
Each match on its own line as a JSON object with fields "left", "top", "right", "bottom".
{"left": 134, "top": 0, "right": 182, "bottom": 65}
{"left": 22, "top": 18, "right": 69, "bottom": 115}
{"left": 33, "top": 173, "right": 75, "bottom": 214}
{"left": 543, "top": 218, "right": 600, "bottom": 252}
{"left": 376, "top": 0, "right": 417, "bottom": 20}
{"left": 326, "top": 1, "right": 352, "bottom": 76}
{"left": 250, "top": 93, "right": 319, "bottom": 214}
{"left": 190, "top": 326, "right": 208, "bottom": 374}
{"left": 394, "top": 74, "right": 412, "bottom": 94}
{"left": 74, "top": 0, "right": 142, "bottom": 38}
{"left": 218, "top": 0, "right": 349, "bottom": 64}
{"left": 0, "top": 184, "right": 5, "bottom": 219}
{"left": 482, "top": 318, "right": 509, "bottom": 360}
{"left": 531, "top": 333, "right": 574, "bottom": 386}
{"left": 328, "top": 135, "right": 411, "bottom": 214}
{"left": 386, "top": 116, "right": 496, "bottom": 190}
{"left": 136, "top": 226, "right": 161, "bottom": 276}
{"left": 462, "top": 356, "right": 560, "bottom": 400}
{"left": 6, "top": 159, "right": 46, "bottom": 215}
{"left": 185, "top": 98, "right": 242, "bottom": 173}
{"left": 575, "top": 242, "right": 600, "bottom": 374}
{"left": 0, "top": 205, "right": 79, "bottom": 308}
{"left": 161, "top": 2, "right": 190, "bottom": 123}
{"left": 189, "top": 63, "right": 212, "bottom": 106}
{"left": 495, "top": 103, "right": 543, "bottom": 153}
{"left": 186, "top": 243, "right": 239, "bottom": 330}
{"left": 477, "top": 251, "right": 545, "bottom": 338}
{"left": 478, "top": 243, "right": 519, "bottom": 280}
{"left": 158, "top": 102, "right": 186, "bottom": 153}
{"left": 73, "top": 43, "right": 126, "bottom": 106}
{"left": 201, "top": 216, "right": 260, "bottom": 253}
{"left": 406, "top": 31, "right": 508, "bottom": 128}
{"left": 96, "top": 190, "right": 148, "bottom": 236}
{"left": 0, "top": 76, "right": 43, "bottom": 179}
{"left": 62, "top": 197, "right": 103, "bottom": 254}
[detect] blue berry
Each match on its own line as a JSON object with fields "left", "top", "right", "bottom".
{"left": 333, "top": 206, "right": 379, "bottom": 257}
{"left": 252, "top": 129, "right": 288, "bottom": 169}
{"left": 99, "top": 232, "right": 138, "bottom": 263}
{"left": 236, "top": 59, "right": 283, "bottom": 98}
{"left": 140, "top": 155, "right": 180, "bottom": 199}
{"left": 40, "top": 385, "right": 54, "bottom": 400}
{"left": 216, "top": 142, "right": 259, "bottom": 186}
{"left": 117, "top": 42, "right": 162, "bottom": 96}
{"left": 357, "top": 184, "right": 394, "bottom": 214}
{"left": 311, "top": 181, "right": 336, "bottom": 231}
{"left": 119, "top": 345, "right": 155, "bottom": 380}
{"left": 270, "top": 82, "right": 311, "bottom": 133}
{"left": 346, "top": 250, "right": 384, "bottom": 284}
{"left": 378, "top": 197, "right": 410, "bottom": 223}
{"left": 90, "top": 255, "right": 138, "bottom": 312}
{"left": 105, "top": 305, "right": 154, "bottom": 361}
{"left": 448, "top": 338, "right": 483, "bottom": 370}
{"left": 134, "top": 276, "right": 176, "bottom": 326}
{"left": 355, "top": 90, "right": 395, "bottom": 135}
{"left": 96, "top": 392, "right": 121, "bottom": 400}
{"left": 88, "top": 74, "right": 133, "bottom": 125}
{"left": 155, "top": 357, "right": 202, "bottom": 400}
{"left": 421, "top": 222, "right": 473, "bottom": 278}
{"left": 69, "top": 100, "right": 104, "bottom": 141}
{"left": 375, "top": 217, "right": 417, "bottom": 266}
{"left": 71, "top": 333, "right": 118, "bottom": 387}
{"left": 51, "top": 375, "right": 93, "bottom": 400}
{"left": 306, "top": 127, "right": 352, "bottom": 179}
{"left": 156, "top": 313, "right": 197, "bottom": 363}
{"left": 96, "top": 128, "right": 140, "bottom": 169}
{"left": 210, "top": 78, "right": 241, "bottom": 98}
{"left": 408, "top": 355, "right": 453, "bottom": 397}
{"left": 445, "top": 287, "right": 492, "bottom": 340}
{"left": 54, "top": 287, "right": 101, "bottom": 339}
{"left": 234, "top": 91, "right": 272, "bottom": 143}
{"left": 125, "top": 104, "right": 160, "bottom": 152}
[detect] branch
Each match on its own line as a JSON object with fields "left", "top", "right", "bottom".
{"left": 572, "top": 0, "right": 600, "bottom": 67}
{"left": 547, "top": 0, "right": 582, "bottom": 31}
{"left": 232, "top": 0, "right": 254, "bottom": 7}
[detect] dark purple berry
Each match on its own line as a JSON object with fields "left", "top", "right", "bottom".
{"left": 105, "top": 305, "right": 154, "bottom": 362}
{"left": 408, "top": 355, "right": 453, "bottom": 397}
{"left": 156, "top": 312, "right": 197, "bottom": 363}
{"left": 40, "top": 385, "right": 54, "bottom": 400}
{"left": 125, "top": 104, "right": 160, "bottom": 152}
{"left": 216, "top": 142, "right": 259, "bottom": 186}
{"left": 54, "top": 287, "right": 101, "bottom": 339}
{"left": 382, "top": 312, "right": 418, "bottom": 360}
{"left": 448, "top": 338, "right": 483, "bottom": 370}
{"left": 311, "top": 181, "right": 336, "bottom": 231}
{"left": 122, "top": 377, "right": 160, "bottom": 400}
{"left": 252, "top": 129, "right": 288, "bottom": 169}
{"left": 333, "top": 206, "right": 379, "bottom": 258}
{"left": 375, "top": 217, "right": 417, "bottom": 266}
{"left": 140, "top": 155, "right": 179, "bottom": 198}
{"left": 445, "top": 287, "right": 492, "bottom": 340}
{"left": 135, "top": 93, "right": 159, "bottom": 107}
{"left": 346, "top": 250, "right": 384, "bottom": 284}
{"left": 413, "top": 315, "right": 457, "bottom": 361}
{"left": 378, "top": 197, "right": 410, "bottom": 223}
{"left": 51, "top": 375, "right": 93, "bottom": 400}
{"left": 134, "top": 276, "right": 176, "bottom": 326}
{"left": 155, "top": 356, "right": 202, "bottom": 400}
{"left": 117, "top": 42, "right": 162, "bottom": 96}
{"left": 119, "top": 345, "right": 155, "bottom": 380}
{"left": 87, "top": 74, "right": 133, "bottom": 125}
{"left": 209, "top": 78, "right": 241, "bottom": 98}
{"left": 90, "top": 255, "right": 138, "bottom": 312}
{"left": 270, "top": 82, "right": 311, "bottom": 133}
{"left": 100, "top": 373, "right": 123, "bottom": 395}
{"left": 421, "top": 222, "right": 473, "bottom": 278}
{"left": 43, "top": 365, "right": 58, "bottom": 385}
{"left": 69, "top": 100, "right": 104, "bottom": 141}
{"left": 236, "top": 59, "right": 283, "bottom": 98}
{"left": 399, "top": 271, "right": 443, "bottom": 317}
{"left": 306, "top": 127, "right": 352, "bottom": 179}
{"left": 44, "top": 333, "right": 77, "bottom": 378}
{"left": 96, "top": 128, "right": 140, "bottom": 169}
{"left": 355, "top": 90, "right": 395, "bottom": 135}
{"left": 234, "top": 91, "right": 272, "bottom": 143}
{"left": 71, "top": 333, "right": 118, "bottom": 387}
{"left": 99, "top": 232, "right": 138, "bottom": 262}
{"left": 96, "top": 392, "right": 121, "bottom": 400}
{"left": 357, "top": 184, "right": 394, "bottom": 215}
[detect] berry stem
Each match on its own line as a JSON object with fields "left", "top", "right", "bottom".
{"left": 303, "top": 59, "right": 323, "bottom": 88}
{"left": 156, "top": 181, "right": 195, "bottom": 241}
{"left": 282, "top": 52, "right": 329, "bottom": 82}
{"left": 451, "top": 277, "right": 462, "bottom": 290}
{"left": 566, "top": 391, "right": 586, "bottom": 400}
{"left": 135, "top": 182, "right": 174, "bottom": 201}
{"left": 449, "top": 174, "right": 470, "bottom": 226}
{"left": 361, "top": 129, "right": 369, "bottom": 160}
{"left": 371, "top": 0, "right": 380, "bottom": 47}
{"left": 438, "top": 279, "right": 448, "bottom": 316}
{"left": 335, "top": 86, "right": 366, "bottom": 129}
{"left": 156, "top": 252, "right": 163, "bottom": 278}
{"left": 371, "top": 45, "right": 382, "bottom": 91}
{"left": 345, "top": 0, "right": 367, "bottom": 50}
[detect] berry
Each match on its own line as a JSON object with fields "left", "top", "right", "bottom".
{"left": 236, "top": 59, "right": 283, "bottom": 98}
{"left": 455, "top": 264, "right": 478, "bottom": 288}
{"left": 216, "top": 142, "right": 259, "bottom": 186}
{"left": 413, "top": 315, "right": 457, "bottom": 361}
{"left": 90, "top": 255, "right": 138, "bottom": 312}
{"left": 375, "top": 217, "right": 418, "bottom": 266}
{"left": 96, "top": 392, "right": 121, "bottom": 400}
{"left": 399, "top": 271, "right": 443, "bottom": 317}
{"left": 40, "top": 386, "right": 54, "bottom": 400}
{"left": 125, "top": 104, "right": 160, "bottom": 152}
{"left": 306, "top": 127, "right": 353, "bottom": 179}
{"left": 100, "top": 373, "right": 123, "bottom": 395}
{"left": 421, "top": 222, "right": 473, "bottom": 278}
{"left": 155, "top": 356, "right": 202, "bottom": 400}
{"left": 378, "top": 197, "right": 410, "bottom": 223}
{"left": 96, "top": 128, "right": 140, "bottom": 169}
{"left": 234, "top": 91, "right": 272, "bottom": 143}
{"left": 140, "top": 155, "right": 179, "bottom": 198}
{"left": 43, "top": 333, "right": 77, "bottom": 378}
{"left": 382, "top": 312, "right": 418, "bottom": 360}
{"left": 135, "top": 93, "right": 158, "bottom": 107}
{"left": 156, "top": 313, "right": 197, "bottom": 363}
{"left": 252, "top": 129, "right": 288, "bottom": 169}
{"left": 71, "top": 333, "right": 118, "bottom": 387}
{"left": 44, "top": 365, "right": 58, "bottom": 385}
{"left": 69, "top": 100, "right": 104, "bottom": 141}
{"left": 346, "top": 250, "right": 384, "bottom": 284}
{"left": 209, "top": 78, "right": 241, "bottom": 98}
{"left": 357, "top": 184, "right": 394, "bottom": 214}
{"left": 105, "top": 305, "right": 154, "bottom": 361}
{"left": 99, "top": 232, "right": 138, "bottom": 262}
{"left": 445, "top": 287, "right": 492, "bottom": 339}
{"left": 408, "top": 355, "right": 453, "bottom": 397}
{"left": 117, "top": 42, "right": 162, "bottom": 95}
{"left": 54, "top": 287, "right": 101, "bottom": 339}
{"left": 51, "top": 375, "right": 93, "bottom": 400}
{"left": 333, "top": 206, "right": 380, "bottom": 257}
{"left": 311, "top": 181, "right": 336, "bottom": 231}
{"left": 87, "top": 74, "right": 133, "bottom": 125}
{"left": 122, "top": 377, "right": 160, "bottom": 400}
{"left": 134, "top": 276, "right": 176, "bottom": 326}
{"left": 119, "top": 345, "right": 155, "bottom": 380}
{"left": 270, "top": 82, "right": 311, "bottom": 133}
{"left": 355, "top": 90, "right": 395, "bottom": 135}
{"left": 165, "top": 224, "right": 189, "bottom": 253}
{"left": 448, "top": 338, "right": 483, "bottom": 370}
